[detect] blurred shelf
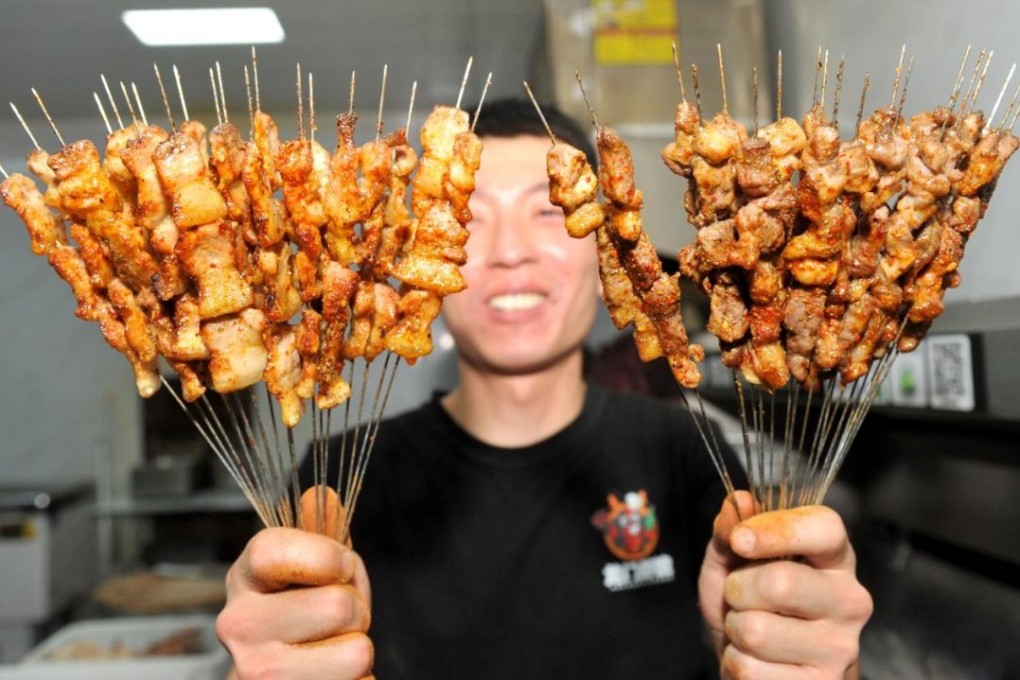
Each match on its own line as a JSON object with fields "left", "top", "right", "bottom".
{"left": 97, "top": 488, "right": 252, "bottom": 516}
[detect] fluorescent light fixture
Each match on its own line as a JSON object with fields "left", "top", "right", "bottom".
{"left": 122, "top": 8, "right": 285, "bottom": 46}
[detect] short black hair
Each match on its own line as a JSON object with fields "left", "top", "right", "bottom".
{"left": 467, "top": 96, "right": 597, "bottom": 168}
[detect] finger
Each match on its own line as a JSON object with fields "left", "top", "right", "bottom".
{"left": 720, "top": 640, "right": 806, "bottom": 680}
{"left": 232, "top": 527, "right": 357, "bottom": 593}
{"left": 222, "top": 580, "right": 371, "bottom": 646}
{"left": 724, "top": 559, "right": 850, "bottom": 620}
{"left": 298, "top": 485, "right": 348, "bottom": 542}
{"left": 724, "top": 609, "right": 861, "bottom": 671}
{"left": 728, "top": 505, "right": 854, "bottom": 569}
{"left": 282, "top": 584, "right": 372, "bottom": 641}
{"left": 232, "top": 631, "right": 374, "bottom": 680}
{"left": 293, "top": 632, "right": 375, "bottom": 677}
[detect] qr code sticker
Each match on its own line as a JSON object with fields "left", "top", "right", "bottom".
{"left": 926, "top": 334, "right": 975, "bottom": 411}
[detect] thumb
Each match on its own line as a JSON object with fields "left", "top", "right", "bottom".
{"left": 708, "top": 490, "right": 757, "bottom": 563}
{"left": 698, "top": 491, "right": 756, "bottom": 650}
{"left": 297, "top": 485, "right": 349, "bottom": 544}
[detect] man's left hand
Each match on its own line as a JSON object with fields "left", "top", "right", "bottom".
{"left": 698, "top": 491, "right": 873, "bottom": 679}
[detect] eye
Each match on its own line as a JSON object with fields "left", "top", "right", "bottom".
{"left": 523, "top": 192, "right": 564, "bottom": 225}
{"left": 531, "top": 201, "right": 563, "bottom": 221}
{"left": 466, "top": 202, "right": 494, "bottom": 231}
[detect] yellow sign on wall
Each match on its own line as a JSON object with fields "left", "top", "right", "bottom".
{"left": 592, "top": 0, "right": 678, "bottom": 66}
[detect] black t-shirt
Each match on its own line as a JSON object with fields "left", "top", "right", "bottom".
{"left": 305, "top": 385, "right": 736, "bottom": 679}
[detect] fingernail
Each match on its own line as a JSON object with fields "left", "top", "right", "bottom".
{"left": 732, "top": 527, "right": 756, "bottom": 555}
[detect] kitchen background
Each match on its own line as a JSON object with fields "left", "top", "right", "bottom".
{"left": 0, "top": 0, "right": 1018, "bottom": 677}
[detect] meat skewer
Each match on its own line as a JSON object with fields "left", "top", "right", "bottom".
{"left": 6, "top": 47, "right": 1018, "bottom": 532}
{"left": 528, "top": 79, "right": 737, "bottom": 498}
{"left": 3, "top": 62, "right": 481, "bottom": 542}
{"left": 547, "top": 47, "right": 1020, "bottom": 513}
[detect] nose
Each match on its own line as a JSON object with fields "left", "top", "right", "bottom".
{"left": 484, "top": 205, "right": 539, "bottom": 267}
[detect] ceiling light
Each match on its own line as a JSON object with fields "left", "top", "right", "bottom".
{"left": 122, "top": 8, "right": 285, "bottom": 46}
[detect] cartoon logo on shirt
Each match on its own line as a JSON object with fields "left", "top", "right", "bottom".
{"left": 591, "top": 490, "right": 660, "bottom": 561}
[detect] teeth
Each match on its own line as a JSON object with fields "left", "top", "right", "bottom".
{"left": 488, "top": 292, "right": 545, "bottom": 311}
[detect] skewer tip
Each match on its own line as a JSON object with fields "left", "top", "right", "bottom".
{"left": 10, "top": 101, "right": 41, "bottom": 150}
{"left": 470, "top": 71, "right": 493, "bottom": 132}
{"left": 574, "top": 70, "right": 599, "bottom": 130}
{"left": 522, "top": 80, "right": 556, "bottom": 144}
{"left": 30, "top": 87, "right": 65, "bottom": 147}
{"left": 456, "top": 56, "right": 474, "bottom": 110}
{"left": 405, "top": 80, "right": 418, "bottom": 132}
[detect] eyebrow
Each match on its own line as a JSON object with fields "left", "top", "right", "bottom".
{"left": 473, "top": 180, "right": 551, "bottom": 201}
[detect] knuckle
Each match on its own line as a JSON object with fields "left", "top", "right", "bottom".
{"left": 722, "top": 571, "right": 745, "bottom": 607}
{"left": 852, "top": 583, "right": 875, "bottom": 622}
{"left": 836, "top": 579, "right": 874, "bottom": 626}
{"left": 725, "top": 610, "right": 769, "bottom": 653}
{"left": 324, "top": 585, "right": 356, "bottom": 625}
{"left": 814, "top": 504, "right": 844, "bottom": 530}
{"left": 214, "top": 608, "right": 234, "bottom": 645}
{"left": 763, "top": 562, "right": 798, "bottom": 601}
{"left": 215, "top": 604, "right": 244, "bottom": 646}
{"left": 800, "top": 505, "right": 847, "bottom": 544}
{"left": 342, "top": 632, "right": 376, "bottom": 674}
{"left": 245, "top": 530, "right": 279, "bottom": 572}
{"left": 738, "top": 611, "right": 770, "bottom": 652}
{"left": 216, "top": 600, "right": 258, "bottom": 650}
{"left": 720, "top": 644, "right": 755, "bottom": 680}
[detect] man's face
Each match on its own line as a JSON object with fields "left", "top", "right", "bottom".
{"left": 441, "top": 135, "right": 600, "bottom": 376}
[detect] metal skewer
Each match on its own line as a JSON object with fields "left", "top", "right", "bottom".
{"left": 406, "top": 80, "right": 418, "bottom": 133}
{"left": 101, "top": 75, "right": 124, "bottom": 129}
{"left": 31, "top": 88, "right": 65, "bottom": 147}
{"left": 10, "top": 102, "right": 41, "bottom": 150}
{"left": 153, "top": 64, "right": 176, "bottom": 132}
{"left": 523, "top": 80, "right": 557, "bottom": 144}
{"left": 309, "top": 72, "right": 317, "bottom": 144}
{"left": 671, "top": 41, "right": 688, "bottom": 103}
{"left": 471, "top": 72, "right": 493, "bottom": 132}
{"left": 216, "top": 62, "right": 229, "bottom": 124}
{"left": 456, "top": 56, "right": 473, "bottom": 110}
{"left": 209, "top": 68, "right": 223, "bottom": 127}
{"left": 130, "top": 82, "right": 148, "bottom": 127}
{"left": 376, "top": 64, "right": 388, "bottom": 141}
{"left": 173, "top": 65, "right": 189, "bottom": 123}
{"left": 93, "top": 92, "right": 112, "bottom": 135}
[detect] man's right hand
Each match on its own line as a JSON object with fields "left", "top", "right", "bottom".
{"left": 217, "top": 499, "right": 374, "bottom": 679}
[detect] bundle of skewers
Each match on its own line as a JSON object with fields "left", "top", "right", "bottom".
{"left": 1, "top": 53, "right": 488, "bottom": 542}
{"left": 536, "top": 44, "right": 1020, "bottom": 512}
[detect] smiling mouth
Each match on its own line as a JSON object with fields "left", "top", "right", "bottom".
{"left": 487, "top": 292, "right": 546, "bottom": 311}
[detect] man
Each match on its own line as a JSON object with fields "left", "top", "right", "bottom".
{"left": 217, "top": 97, "right": 872, "bottom": 679}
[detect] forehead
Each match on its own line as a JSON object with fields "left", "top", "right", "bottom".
{"left": 475, "top": 135, "right": 551, "bottom": 192}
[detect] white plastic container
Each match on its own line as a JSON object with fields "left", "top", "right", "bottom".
{"left": 7, "top": 614, "right": 230, "bottom": 680}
